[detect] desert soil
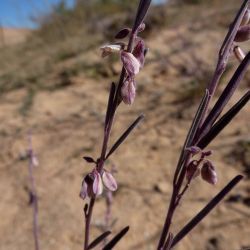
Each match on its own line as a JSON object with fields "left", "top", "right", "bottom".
{"left": 0, "top": 28, "right": 30, "bottom": 47}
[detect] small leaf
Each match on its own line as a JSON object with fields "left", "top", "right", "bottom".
{"left": 171, "top": 175, "right": 243, "bottom": 247}
{"left": 102, "top": 226, "right": 129, "bottom": 250}
{"left": 87, "top": 231, "right": 111, "bottom": 250}
{"left": 83, "top": 156, "right": 96, "bottom": 163}
{"left": 115, "top": 28, "right": 131, "bottom": 39}
{"left": 105, "top": 114, "right": 144, "bottom": 160}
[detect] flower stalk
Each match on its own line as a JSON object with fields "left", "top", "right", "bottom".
{"left": 80, "top": 1, "right": 152, "bottom": 249}
{"left": 157, "top": 1, "right": 249, "bottom": 249}
{"left": 27, "top": 132, "right": 40, "bottom": 250}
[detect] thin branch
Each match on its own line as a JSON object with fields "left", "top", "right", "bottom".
{"left": 171, "top": 175, "right": 243, "bottom": 247}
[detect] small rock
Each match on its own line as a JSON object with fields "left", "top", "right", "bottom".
{"left": 153, "top": 182, "right": 170, "bottom": 194}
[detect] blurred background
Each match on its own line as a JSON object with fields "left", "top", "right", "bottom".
{"left": 0, "top": 0, "right": 249, "bottom": 250}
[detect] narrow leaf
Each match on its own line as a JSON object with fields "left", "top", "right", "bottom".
{"left": 198, "top": 91, "right": 250, "bottom": 149}
{"left": 174, "top": 90, "right": 209, "bottom": 184}
{"left": 171, "top": 175, "right": 243, "bottom": 247}
{"left": 87, "top": 231, "right": 111, "bottom": 250}
{"left": 83, "top": 156, "right": 96, "bottom": 163}
{"left": 163, "top": 232, "right": 173, "bottom": 250}
{"left": 199, "top": 52, "right": 250, "bottom": 138}
{"left": 219, "top": 0, "right": 249, "bottom": 57}
{"left": 132, "top": 0, "right": 152, "bottom": 33}
{"left": 105, "top": 82, "right": 116, "bottom": 129}
{"left": 105, "top": 114, "right": 144, "bottom": 160}
{"left": 102, "top": 226, "right": 129, "bottom": 250}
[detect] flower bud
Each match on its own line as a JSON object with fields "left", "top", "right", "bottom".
{"left": 121, "top": 51, "right": 140, "bottom": 76}
{"left": 186, "top": 160, "right": 200, "bottom": 181}
{"left": 121, "top": 79, "right": 136, "bottom": 105}
{"left": 234, "top": 25, "right": 250, "bottom": 42}
{"left": 102, "top": 171, "right": 118, "bottom": 191}
{"left": 201, "top": 160, "right": 218, "bottom": 185}
{"left": 233, "top": 46, "right": 245, "bottom": 62}
{"left": 241, "top": 9, "right": 250, "bottom": 26}
{"left": 186, "top": 146, "right": 201, "bottom": 155}
{"left": 137, "top": 22, "right": 146, "bottom": 33}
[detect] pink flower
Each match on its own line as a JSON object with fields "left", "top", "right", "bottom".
{"left": 80, "top": 169, "right": 117, "bottom": 200}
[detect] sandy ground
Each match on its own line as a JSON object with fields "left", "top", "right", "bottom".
{"left": 0, "top": 21, "right": 249, "bottom": 250}
{"left": 0, "top": 28, "right": 30, "bottom": 47}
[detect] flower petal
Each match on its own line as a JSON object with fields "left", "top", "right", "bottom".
{"left": 121, "top": 51, "right": 140, "bottom": 76}
{"left": 133, "top": 40, "right": 145, "bottom": 68}
{"left": 186, "top": 160, "right": 200, "bottom": 181}
{"left": 79, "top": 180, "right": 88, "bottom": 200}
{"left": 201, "top": 160, "right": 218, "bottom": 185}
{"left": 100, "top": 44, "right": 123, "bottom": 58}
{"left": 93, "top": 172, "right": 103, "bottom": 196}
{"left": 121, "top": 78, "right": 136, "bottom": 105}
{"left": 32, "top": 155, "right": 39, "bottom": 167}
{"left": 102, "top": 171, "right": 118, "bottom": 192}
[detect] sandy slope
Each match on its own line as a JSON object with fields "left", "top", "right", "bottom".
{"left": 0, "top": 17, "right": 249, "bottom": 250}
{"left": 0, "top": 28, "right": 30, "bottom": 47}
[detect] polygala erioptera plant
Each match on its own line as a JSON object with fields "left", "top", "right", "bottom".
{"left": 26, "top": 132, "right": 40, "bottom": 250}
{"left": 79, "top": 0, "right": 249, "bottom": 249}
